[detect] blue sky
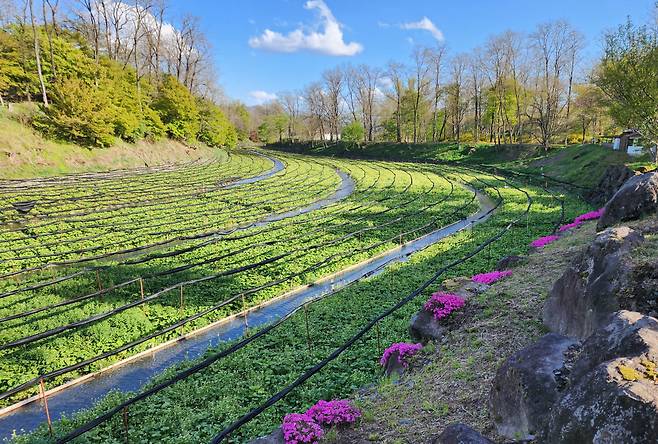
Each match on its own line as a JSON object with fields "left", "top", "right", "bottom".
{"left": 168, "top": 0, "right": 656, "bottom": 105}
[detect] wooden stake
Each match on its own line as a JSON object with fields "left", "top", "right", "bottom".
{"left": 139, "top": 278, "right": 144, "bottom": 300}
{"left": 39, "top": 377, "right": 53, "bottom": 437}
{"left": 242, "top": 295, "right": 249, "bottom": 331}
{"left": 303, "top": 304, "right": 312, "bottom": 352}
{"left": 96, "top": 269, "right": 102, "bottom": 291}
{"left": 179, "top": 286, "right": 185, "bottom": 312}
{"left": 122, "top": 406, "right": 129, "bottom": 444}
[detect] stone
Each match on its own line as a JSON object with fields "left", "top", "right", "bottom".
{"left": 432, "top": 423, "right": 494, "bottom": 444}
{"left": 488, "top": 333, "right": 580, "bottom": 440}
{"left": 383, "top": 350, "right": 408, "bottom": 378}
{"left": 587, "top": 164, "right": 638, "bottom": 205}
{"left": 249, "top": 428, "right": 284, "bottom": 444}
{"left": 543, "top": 227, "right": 644, "bottom": 339}
{"left": 570, "top": 310, "right": 658, "bottom": 384}
{"left": 495, "top": 255, "right": 526, "bottom": 271}
{"left": 598, "top": 172, "right": 658, "bottom": 230}
{"left": 543, "top": 358, "right": 658, "bottom": 443}
{"left": 409, "top": 309, "right": 447, "bottom": 343}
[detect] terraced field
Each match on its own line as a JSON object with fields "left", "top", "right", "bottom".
{"left": 0, "top": 150, "right": 590, "bottom": 443}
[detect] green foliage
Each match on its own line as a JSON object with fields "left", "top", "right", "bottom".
{"left": 152, "top": 75, "right": 200, "bottom": 141}
{"left": 34, "top": 76, "right": 116, "bottom": 147}
{"left": 197, "top": 98, "right": 237, "bottom": 147}
{"left": 341, "top": 121, "right": 365, "bottom": 143}
{"left": 595, "top": 18, "right": 658, "bottom": 146}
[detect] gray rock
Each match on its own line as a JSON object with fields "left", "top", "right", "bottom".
{"left": 598, "top": 172, "right": 658, "bottom": 229}
{"left": 495, "top": 255, "right": 526, "bottom": 271}
{"left": 570, "top": 310, "right": 658, "bottom": 382}
{"left": 383, "top": 349, "right": 409, "bottom": 378}
{"left": 488, "top": 333, "right": 580, "bottom": 440}
{"left": 432, "top": 423, "right": 494, "bottom": 444}
{"left": 543, "top": 227, "right": 644, "bottom": 339}
{"left": 249, "top": 428, "right": 284, "bottom": 444}
{"left": 587, "top": 164, "right": 639, "bottom": 205}
{"left": 543, "top": 358, "right": 658, "bottom": 443}
{"left": 409, "top": 309, "right": 447, "bottom": 343}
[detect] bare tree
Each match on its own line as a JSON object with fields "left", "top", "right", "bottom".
{"left": 447, "top": 54, "right": 468, "bottom": 145}
{"left": 355, "top": 65, "right": 381, "bottom": 142}
{"left": 385, "top": 61, "right": 406, "bottom": 142}
{"left": 280, "top": 91, "right": 301, "bottom": 141}
{"left": 411, "top": 46, "right": 431, "bottom": 143}
{"left": 28, "top": 0, "right": 48, "bottom": 106}
{"left": 322, "top": 67, "right": 343, "bottom": 141}
{"left": 427, "top": 44, "right": 446, "bottom": 142}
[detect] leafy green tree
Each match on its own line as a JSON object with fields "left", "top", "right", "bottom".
{"left": 152, "top": 75, "right": 200, "bottom": 141}
{"left": 341, "top": 121, "right": 365, "bottom": 143}
{"left": 34, "top": 76, "right": 116, "bottom": 147}
{"left": 595, "top": 18, "right": 658, "bottom": 156}
{"left": 0, "top": 30, "right": 25, "bottom": 106}
{"left": 197, "top": 98, "right": 236, "bottom": 147}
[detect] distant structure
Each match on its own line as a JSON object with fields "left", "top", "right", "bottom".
{"left": 612, "top": 129, "right": 645, "bottom": 157}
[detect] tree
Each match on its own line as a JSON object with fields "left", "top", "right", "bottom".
{"left": 341, "top": 121, "right": 364, "bottom": 143}
{"left": 385, "top": 61, "right": 406, "bottom": 142}
{"left": 28, "top": 0, "right": 48, "bottom": 106}
{"left": 197, "top": 98, "right": 236, "bottom": 147}
{"left": 595, "top": 17, "right": 658, "bottom": 157}
{"left": 152, "top": 74, "right": 200, "bottom": 141}
{"left": 572, "top": 84, "right": 608, "bottom": 143}
{"left": 0, "top": 30, "right": 25, "bottom": 106}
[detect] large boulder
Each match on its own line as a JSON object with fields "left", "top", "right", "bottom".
{"left": 432, "top": 423, "right": 494, "bottom": 444}
{"left": 587, "top": 164, "right": 638, "bottom": 205}
{"left": 570, "top": 310, "right": 658, "bottom": 382}
{"left": 598, "top": 172, "right": 658, "bottom": 230}
{"left": 249, "top": 428, "right": 284, "bottom": 444}
{"left": 495, "top": 255, "right": 526, "bottom": 271}
{"left": 543, "top": 227, "right": 644, "bottom": 339}
{"left": 541, "top": 311, "right": 658, "bottom": 443}
{"left": 488, "top": 333, "right": 580, "bottom": 440}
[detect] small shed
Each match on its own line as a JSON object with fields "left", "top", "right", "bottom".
{"left": 613, "top": 129, "right": 644, "bottom": 155}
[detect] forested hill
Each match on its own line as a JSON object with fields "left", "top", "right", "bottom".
{"left": 0, "top": 2, "right": 237, "bottom": 149}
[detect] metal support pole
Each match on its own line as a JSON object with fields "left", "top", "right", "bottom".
{"left": 303, "top": 304, "right": 312, "bottom": 352}
{"left": 122, "top": 406, "right": 129, "bottom": 444}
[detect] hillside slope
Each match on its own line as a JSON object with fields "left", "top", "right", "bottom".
{"left": 0, "top": 107, "right": 219, "bottom": 179}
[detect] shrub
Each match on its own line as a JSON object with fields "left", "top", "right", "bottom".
{"left": 341, "top": 121, "right": 364, "bottom": 143}
{"left": 197, "top": 99, "right": 236, "bottom": 147}
{"left": 558, "top": 221, "right": 581, "bottom": 232}
{"left": 152, "top": 75, "right": 200, "bottom": 141}
{"left": 423, "top": 292, "right": 466, "bottom": 320}
{"left": 281, "top": 413, "right": 324, "bottom": 444}
{"left": 471, "top": 270, "right": 512, "bottom": 285}
{"left": 306, "top": 399, "right": 361, "bottom": 426}
{"left": 574, "top": 208, "right": 605, "bottom": 224}
{"left": 380, "top": 342, "right": 423, "bottom": 368}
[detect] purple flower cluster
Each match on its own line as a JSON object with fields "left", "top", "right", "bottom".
{"left": 281, "top": 399, "right": 362, "bottom": 443}
{"left": 558, "top": 208, "right": 605, "bottom": 232}
{"left": 282, "top": 413, "right": 324, "bottom": 444}
{"left": 530, "top": 234, "right": 559, "bottom": 248}
{"left": 423, "top": 292, "right": 466, "bottom": 320}
{"left": 380, "top": 342, "right": 423, "bottom": 368}
{"left": 574, "top": 208, "right": 605, "bottom": 224}
{"left": 306, "top": 399, "right": 361, "bottom": 426}
{"left": 471, "top": 270, "right": 513, "bottom": 285}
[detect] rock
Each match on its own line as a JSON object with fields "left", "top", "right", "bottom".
{"left": 570, "top": 310, "right": 658, "bottom": 384}
{"left": 543, "top": 227, "right": 644, "bottom": 339}
{"left": 495, "top": 255, "right": 526, "bottom": 271}
{"left": 409, "top": 309, "right": 447, "bottom": 343}
{"left": 488, "top": 333, "right": 580, "bottom": 440}
{"left": 543, "top": 358, "right": 658, "bottom": 443}
{"left": 432, "top": 423, "right": 494, "bottom": 444}
{"left": 410, "top": 277, "right": 483, "bottom": 343}
{"left": 249, "top": 428, "right": 284, "bottom": 444}
{"left": 383, "top": 350, "right": 408, "bottom": 378}
{"left": 598, "top": 172, "right": 658, "bottom": 229}
{"left": 587, "top": 164, "right": 638, "bottom": 205}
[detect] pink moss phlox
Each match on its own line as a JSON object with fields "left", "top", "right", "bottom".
{"left": 530, "top": 234, "right": 559, "bottom": 248}
{"left": 471, "top": 270, "right": 512, "bottom": 285}
{"left": 282, "top": 413, "right": 324, "bottom": 444}
{"left": 423, "top": 292, "right": 466, "bottom": 320}
{"left": 306, "top": 399, "right": 361, "bottom": 426}
{"left": 379, "top": 342, "right": 423, "bottom": 368}
{"left": 573, "top": 208, "right": 605, "bottom": 224}
{"left": 558, "top": 221, "right": 582, "bottom": 232}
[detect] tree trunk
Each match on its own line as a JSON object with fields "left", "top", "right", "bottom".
{"left": 29, "top": 0, "right": 48, "bottom": 107}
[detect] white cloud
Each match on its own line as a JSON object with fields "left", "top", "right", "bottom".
{"left": 248, "top": 0, "right": 363, "bottom": 56}
{"left": 400, "top": 17, "right": 444, "bottom": 42}
{"left": 249, "top": 90, "right": 278, "bottom": 105}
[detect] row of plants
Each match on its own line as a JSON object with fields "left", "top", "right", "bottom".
{"left": 12, "top": 168, "right": 591, "bottom": 443}
{"left": 0, "top": 157, "right": 473, "bottom": 408}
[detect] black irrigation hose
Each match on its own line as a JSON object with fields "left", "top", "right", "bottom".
{"left": 51, "top": 170, "right": 506, "bottom": 444}
{"left": 0, "top": 165, "right": 454, "bottom": 403}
